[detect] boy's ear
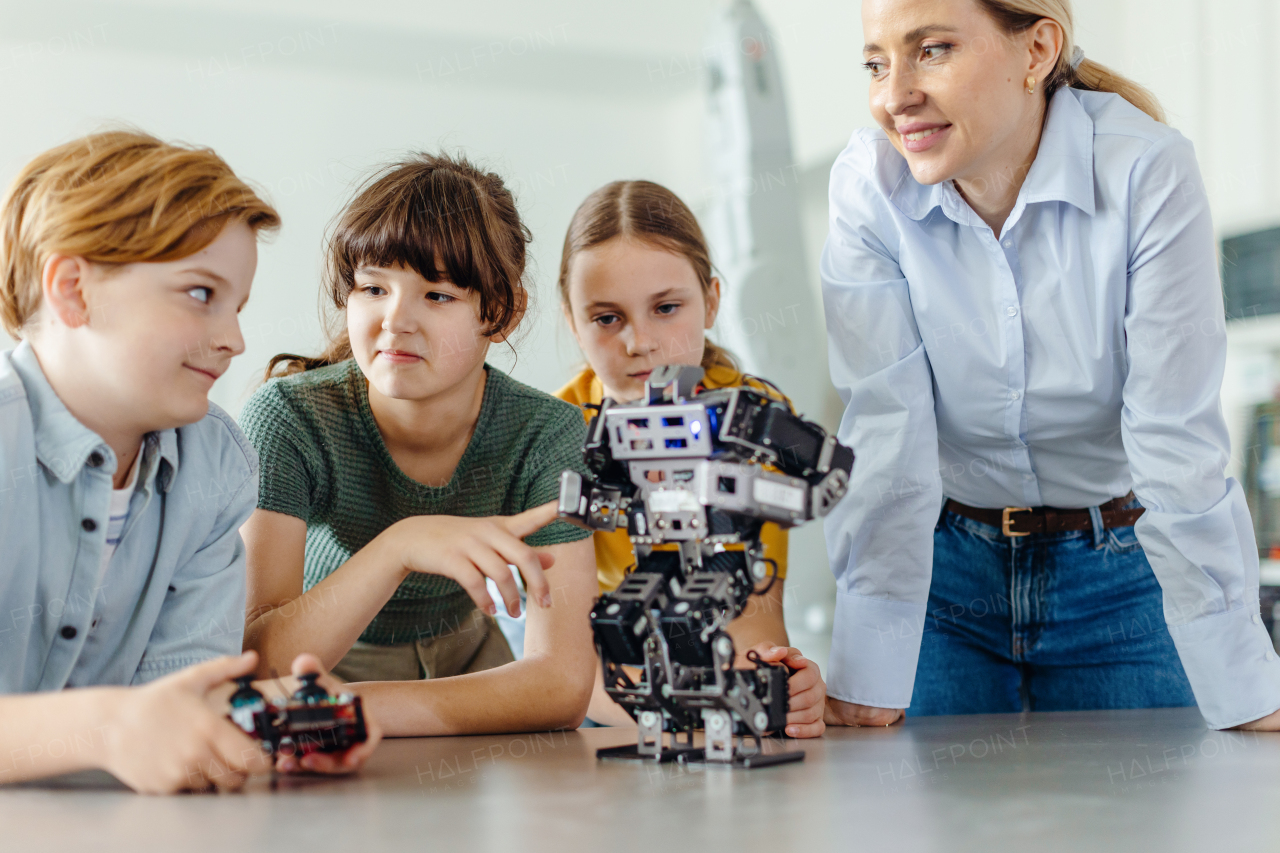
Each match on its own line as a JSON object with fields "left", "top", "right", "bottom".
{"left": 704, "top": 277, "right": 722, "bottom": 329}
{"left": 487, "top": 287, "right": 528, "bottom": 343}
{"left": 40, "top": 254, "right": 93, "bottom": 330}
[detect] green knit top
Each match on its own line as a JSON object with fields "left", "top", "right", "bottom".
{"left": 238, "top": 359, "right": 590, "bottom": 645}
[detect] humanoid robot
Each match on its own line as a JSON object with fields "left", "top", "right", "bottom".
{"left": 558, "top": 365, "right": 853, "bottom": 767}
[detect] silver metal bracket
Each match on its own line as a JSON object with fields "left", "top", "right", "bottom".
{"left": 637, "top": 710, "right": 663, "bottom": 757}
{"left": 702, "top": 709, "right": 734, "bottom": 762}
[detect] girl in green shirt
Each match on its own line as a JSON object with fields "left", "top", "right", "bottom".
{"left": 239, "top": 153, "right": 597, "bottom": 740}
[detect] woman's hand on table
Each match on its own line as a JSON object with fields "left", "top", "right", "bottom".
{"left": 1235, "top": 707, "right": 1280, "bottom": 731}
{"left": 824, "top": 696, "right": 904, "bottom": 727}
{"left": 745, "top": 643, "right": 826, "bottom": 738}
{"left": 270, "top": 653, "right": 382, "bottom": 775}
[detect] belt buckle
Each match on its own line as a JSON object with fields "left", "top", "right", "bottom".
{"left": 1001, "top": 507, "right": 1031, "bottom": 537}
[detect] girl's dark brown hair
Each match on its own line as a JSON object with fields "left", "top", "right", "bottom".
{"left": 266, "top": 152, "right": 531, "bottom": 379}
{"left": 557, "top": 180, "right": 737, "bottom": 375}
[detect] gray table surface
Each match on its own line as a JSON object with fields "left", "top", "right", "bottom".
{"left": 3, "top": 707, "right": 1277, "bottom": 852}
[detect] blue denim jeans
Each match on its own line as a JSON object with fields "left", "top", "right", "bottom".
{"left": 907, "top": 504, "right": 1196, "bottom": 716}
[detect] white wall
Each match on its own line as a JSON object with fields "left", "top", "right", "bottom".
{"left": 0, "top": 0, "right": 720, "bottom": 411}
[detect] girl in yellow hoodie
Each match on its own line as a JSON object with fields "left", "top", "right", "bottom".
{"left": 555, "top": 180, "right": 827, "bottom": 738}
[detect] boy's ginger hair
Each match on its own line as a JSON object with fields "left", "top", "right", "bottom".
{"left": 0, "top": 129, "right": 280, "bottom": 338}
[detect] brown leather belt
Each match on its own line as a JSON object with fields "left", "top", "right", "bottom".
{"left": 944, "top": 492, "right": 1144, "bottom": 538}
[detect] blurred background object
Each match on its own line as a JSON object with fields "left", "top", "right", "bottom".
{"left": 701, "top": 0, "right": 828, "bottom": 422}
{"left": 3, "top": 0, "right": 1278, "bottom": 665}
{"left": 1223, "top": 227, "right": 1280, "bottom": 650}
{"left": 701, "top": 1, "right": 835, "bottom": 658}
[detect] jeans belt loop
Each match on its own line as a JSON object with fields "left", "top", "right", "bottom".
{"left": 1088, "top": 505, "right": 1106, "bottom": 549}
{"left": 1001, "top": 507, "right": 1031, "bottom": 537}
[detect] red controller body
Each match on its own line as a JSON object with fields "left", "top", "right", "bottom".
{"left": 228, "top": 673, "right": 367, "bottom": 756}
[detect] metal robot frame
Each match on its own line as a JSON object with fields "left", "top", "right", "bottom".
{"left": 557, "top": 364, "right": 854, "bottom": 768}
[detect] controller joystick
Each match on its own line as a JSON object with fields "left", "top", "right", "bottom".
{"left": 230, "top": 676, "right": 262, "bottom": 704}
{"left": 293, "top": 671, "right": 329, "bottom": 704}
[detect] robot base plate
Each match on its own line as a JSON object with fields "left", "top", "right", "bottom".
{"left": 595, "top": 744, "right": 804, "bottom": 769}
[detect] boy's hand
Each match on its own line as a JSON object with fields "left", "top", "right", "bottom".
{"left": 824, "top": 696, "right": 904, "bottom": 727}
{"left": 745, "top": 643, "right": 826, "bottom": 738}
{"left": 271, "top": 653, "right": 382, "bottom": 776}
{"left": 97, "top": 651, "right": 272, "bottom": 794}
{"left": 385, "top": 502, "right": 559, "bottom": 618}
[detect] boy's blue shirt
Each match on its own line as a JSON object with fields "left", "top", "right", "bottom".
{"left": 0, "top": 341, "right": 256, "bottom": 692}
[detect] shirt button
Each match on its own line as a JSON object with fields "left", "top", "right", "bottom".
{"left": 1268, "top": 651, "right": 1277, "bottom": 662}
{"left": 60, "top": 626, "right": 77, "bottom": 640}
{"left": 1006, "top": 306, "right": 1019, "bottom": 317}
{"left": 81, "top": 518, "right": 97, "bottom": 533}
{"left": 1003, "top": 240, "right": 1013, "bottom": 248}
{"left": 1010, "top": 391, "right": 1022, "bottom": 400}
{"left": 1254, "top": 613, "right": 1262, "bottom": 625}
{"left": 87, "top": 452, "right": 104, "bottom": 468}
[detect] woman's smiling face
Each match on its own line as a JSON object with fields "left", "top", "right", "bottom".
{"left": 862, "top": 0, "right": 1060, "bottom": 190}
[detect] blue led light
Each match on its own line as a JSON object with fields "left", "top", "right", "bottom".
{"left": 690, "top": 420, "right": 702, "bottom": 437}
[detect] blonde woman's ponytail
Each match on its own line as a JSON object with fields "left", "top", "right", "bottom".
{"left": 976, "top": 0, "right": 1166, "bottom": 124}
{"left": 1069, "top": 56, "right": 1165, "bottom": 123}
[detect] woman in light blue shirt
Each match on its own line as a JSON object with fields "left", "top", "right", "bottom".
{"left": 820, "top": 0, "right": 1280, "bottom": 731}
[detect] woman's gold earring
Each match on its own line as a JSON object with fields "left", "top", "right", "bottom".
{"left": 1025, "top": 76, "right": 1036, "bottom": 94}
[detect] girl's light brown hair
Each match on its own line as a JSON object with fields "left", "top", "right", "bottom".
{"left": 267, "top": 152, "right": 531, "bottom": 378}
{"left": 0, "top": 129, "right": 280, "bottom": 338}
{"left": 558, "top": 180, "right": 737, "bottom": 374}
{"left": 976, "top": 0, "right": 1165, "bottom": 123}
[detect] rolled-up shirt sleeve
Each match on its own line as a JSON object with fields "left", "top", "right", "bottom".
{"left": 1121, "top": 134, "right": 1280, "bottom": 729}
{"left": 820, "top": 135, "right": 941, "bottom": 709}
